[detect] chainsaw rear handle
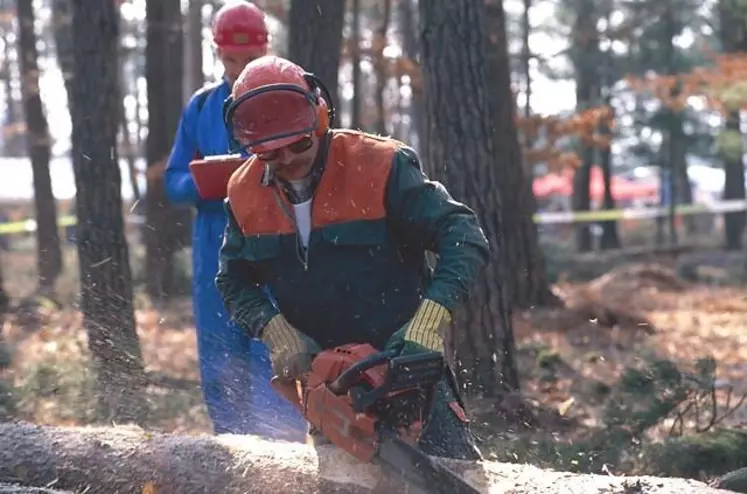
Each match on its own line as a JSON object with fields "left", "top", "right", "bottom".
{"left": 327, "top": 349, "right": 398, "bottom": 395}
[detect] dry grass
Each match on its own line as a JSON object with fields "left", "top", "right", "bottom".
{"left": 0, "top": 243, "right": 211, "bottom": 435}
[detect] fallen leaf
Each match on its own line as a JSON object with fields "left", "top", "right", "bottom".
{"left": 558, "top": 396, "right": 575, "bottom": 416}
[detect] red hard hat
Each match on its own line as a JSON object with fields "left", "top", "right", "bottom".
{"left": 227, "top": 56, "right": 328, "bottom": 152}
{"left": 212, "top": 1, "right": 269, "bottom": 52}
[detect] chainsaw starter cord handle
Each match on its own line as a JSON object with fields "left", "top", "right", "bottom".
{"left": 327, "top": 349, "right": 398, "bottom": 395}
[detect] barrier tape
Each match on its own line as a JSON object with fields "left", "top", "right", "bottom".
{"left": 0, "top": 199, "right": 744, "bottom": 235}
{"left": 534, "top": 199, "right": 747, "bottom": 224}
{"left": 0, "top": 214, "right": 144, "bottom": 235}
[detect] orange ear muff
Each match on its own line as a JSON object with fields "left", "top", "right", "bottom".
{"left": 304, "top": 72, "right": 335, "bottom": 134}
{"left": 315, "top": 97, "right": 329, "bottom": 136}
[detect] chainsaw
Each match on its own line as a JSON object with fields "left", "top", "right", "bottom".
{"left": 270, "top": 343, "right": 480, "bottom": 494}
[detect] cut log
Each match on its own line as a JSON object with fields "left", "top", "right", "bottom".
{"left": 0, "top": 422, "right": 735, "bottom": 494}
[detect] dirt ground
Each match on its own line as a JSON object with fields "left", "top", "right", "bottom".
{"left": 0, "top": 246, "right": 746, "bottom": 472}
{"left": 514, "top": 263, "right": 747, "bottom": 437}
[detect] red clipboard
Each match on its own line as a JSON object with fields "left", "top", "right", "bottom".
{"left": 189, "top": 154, "right": 248, "bottom": 200}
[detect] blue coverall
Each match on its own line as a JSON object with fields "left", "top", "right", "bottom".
{"left": 163, "top": 78, "right": 309, "bottom": 440}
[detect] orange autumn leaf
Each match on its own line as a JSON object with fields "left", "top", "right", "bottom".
{"left": 142, "top": 481, "right": 158, "bottom": 494}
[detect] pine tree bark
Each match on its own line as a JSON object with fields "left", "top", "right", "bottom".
{"left": 349, "top": 0, "right": 363, "bottom": 129}
{"left": 0, "top": 1, "right": 24, "bottom": 158}
{"left": 68, "top": 0, "right": 147, "bottom": 425}
{"left": 373, "top": 0, "right": 391, "bottom": 135}
{"left": 398, "top": 0, "right": 426, "bottom": 154}
{"left": 144, "top": 0, "right": 191, "bottom": 302}
{"left": 187, "top": 0, "right": 204, "bottom": 95}
{"left": 598, "top": 8, "right": 620, "bottom": 250}
{"left": 570, "top": 0, "right": 599, "bottom": 253}
{"left": 50, "top": 0, "right": 73, "bottom": 100}
{"left": 599, "top": 132, "right": 621, "bottom": 249}
{"left": 418, "top": 0, "right": 520, "bottom": 398}
{"left": 288, "top": 0, "right": 345, "bottom": 114}
{"left": 483, "top": 0, "right": 560, "bottom": 309}
{"left": 718, "top": 0, "right": 747, "bottom": 251}
{"left": 16, "top": 0, "right": 63, "bottom": 292}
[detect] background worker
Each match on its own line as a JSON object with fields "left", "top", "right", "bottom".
{"left": 163, "top": 2, "right": 308, "bottom": 441}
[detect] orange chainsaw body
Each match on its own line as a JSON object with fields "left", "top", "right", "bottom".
{"left": 271, "top": 343, "right": 444, "bottom": 463}
{"left": 305, "top": 344, "right": 383, "bottom": 461}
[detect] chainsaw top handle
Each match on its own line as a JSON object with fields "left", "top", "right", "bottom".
{"left": 327, "top": 348, "right": 446, "bottom": 408}
{"left": 327, "top": 349, "right": 398, "bottom": 395}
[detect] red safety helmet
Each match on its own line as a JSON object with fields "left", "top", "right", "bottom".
{"left": 224, "top": 56, "right": 334, "bottom": 153}
{"left": 211, "top": 1, "right": 269, "bottom": 53}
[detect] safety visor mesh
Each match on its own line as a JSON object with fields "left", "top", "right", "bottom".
{"left": 231, "top": 88, "right": 317, "bottom": 149}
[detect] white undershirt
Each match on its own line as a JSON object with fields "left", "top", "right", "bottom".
{"left": 293, "top": 199, "right": 312, "bottom": 248}
{"left": 288, "top": 178, "right": 313, "bottom": 248}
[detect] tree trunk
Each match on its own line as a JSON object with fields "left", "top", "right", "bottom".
{"left": 521, "top": 0, "right": 531, "bottom": 120}
{"left": 598, "top": 6, "right": 620, "bottom": 251}
{"left": 0, "top": 251, "right": 9, "bottom": 315}
{"left": 662, "top": 3, "right": 679, "bottom": 246}
{"left": 722, "top": 117, "right": 746, "bottom": 251}
{"left": 0, "top": 423, "right": 729, "bottom": 494}
{"left": 350, "top": 0, "right": 362, "bottom": 129}
{"left": 50, "top": 0, "right": 77, "bottom": 247}
{"left": 0, "top": 4, "right": 24, "bottom": 158}
{"left": 117, "top": 13, "right": 142, "bottom": 204}
{"left": 718, "top": 0, "right": 747, "bottom": 251}
{"left": 68, "top": 0, "right": 147, "bottom": 425}
{"left": 484, "top": 0, "right": 560, "bottom": 309}
{"left": 599, "top": 99, "right": 620, "bottom": 250}
{"left": 373, "top": 0, "right": 391, "bottom": 135}
{"left": 570, "top": 0, "right": 599, "bottom": 253}
{"left": 16, "top": 0, "right": 63, "bottom": 292}
{"left": 398, "top": 0, "right": 425, "bottom": 154}
{"left": 288, "top": 0, "right": 345, "bottom": 116}
{"left": 144, "top": 0, "right": 190, "bottom": 303}
{"left": 187, "top": 0, "right": 204, "bottom": 95}
{"left": 50, "top": 0, "right": 73, "bottom": 99}
{"left": 672, "top": 115, "right": 692, "bottom": 237}
{"left": 419, "top": 0, "right": 519, "bottom": 399}
{"left": 119, "top": 83, "right": 141, "bottom": 202}
{"left": 572, "top": 152, "right": 594, "bottom": 251}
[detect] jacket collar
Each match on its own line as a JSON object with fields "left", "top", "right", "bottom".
{"left": 260, "top": 131, "right": 332, "bottom": 204}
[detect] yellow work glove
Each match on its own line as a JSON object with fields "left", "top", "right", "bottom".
{"left": 402, "top": 299, "right": 452, "bottom": 354}
{"left": 260, "top": 314, "right": 322, "bottom": 380}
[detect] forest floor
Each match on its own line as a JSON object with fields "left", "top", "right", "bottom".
{"left": 1, "top": 242, "right": 746, "bottom": 486}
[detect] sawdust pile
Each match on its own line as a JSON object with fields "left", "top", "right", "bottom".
{"left": 0, "top": 484, "right": 72, "bottom": 494}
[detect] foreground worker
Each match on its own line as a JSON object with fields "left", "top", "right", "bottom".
{"left": 163, "top": 3, "right": 307, "bottom": 440}
{"left": 216, "top": 55, "right": 490, "bottom": 459}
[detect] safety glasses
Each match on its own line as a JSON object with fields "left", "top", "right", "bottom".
{"left": 255, "top": 135, "right": 314, "bottom": 161}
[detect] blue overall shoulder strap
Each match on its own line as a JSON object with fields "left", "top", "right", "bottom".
{"left": 191, "top": 81, "right": 223, "bottom": 160}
